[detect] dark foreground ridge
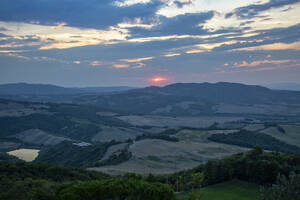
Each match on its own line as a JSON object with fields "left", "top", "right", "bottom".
{"left": 1, "top": 147, "right": 300, "bottom": 200}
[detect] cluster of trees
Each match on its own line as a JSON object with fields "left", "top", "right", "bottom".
{"left": 136, "top": 133, "right": 179, "bottom": 142}
{"left": 208, "top": 130, "right": 300, "bottom": 154}
{"left": 0, "top": 178, "right": 58, "bottom": 200}
{"left": 135, "top": 129, "right": 180, "bottom": 142}
{"left": 35, "top": 141, "right": 120, "bottom": 167}
{"left": 1, "top": 147, "right": 300, "bottom": 199}
{"left": 0, "top": 152, "right": 20, "bottom": 162}
{"left": 0, "top": 161, "right": 107, "bottom": 199}
{"left": 0, "top": 161, "right": 174, "bottom": 200}
{"left": 261, "top": 173, "right": 300, "bottom": 200}
{"left": 0, "top": 162, "right": 108, "bottom": 181}
{"left": 159, "top": 147, "right": 300, "bottom": 192}
{"left": 58, "top": 178, "right": 174, "bottom": 200}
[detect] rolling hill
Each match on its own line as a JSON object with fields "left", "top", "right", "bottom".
{"left": 76, "top": 82, "right": 300, "bottom": 116}
{"left": 1, "top": 82, "right": 300, "bottom": 174}
{"left": 0, "top": 83, "right": 136, "bottom": 95}
{"left": 0, "top": 83, "right": 136, "bottom": 103}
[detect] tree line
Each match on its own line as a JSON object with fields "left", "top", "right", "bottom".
{"left": 208, "top": 130, "right": 300, "bottom": 154}
{"left": 155, "top": 146, "right": 300, "bottom": 192}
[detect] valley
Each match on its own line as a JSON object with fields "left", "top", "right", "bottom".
{"left": 0, "top": 82, "right": 300, "bottom": 200}
{"left": 0, "top": 82, "right": 300, "bottom": 176}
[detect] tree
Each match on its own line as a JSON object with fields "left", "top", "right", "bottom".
{"left": 191, "top": 172, "right": 204, "bottom": 189}
{"left": 188, "top": 191, "right": 203, "bottom": 200}
{"left": 261, "top": 173, "right": 300, "bottom": 200}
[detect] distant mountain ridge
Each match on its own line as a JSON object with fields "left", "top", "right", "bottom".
{"left": 76, "top": 82, "right": 300, "bottom": 116}
{"left": 264, "top": 82, "right": 300, "bottom": 91}
{"left": 1, "top": 82, "right": 300, "bottom": 116}
{"left": 0, "top": 83, "right": 136, "bottom": 95}
{"left": 132, "top": 82, "right": 300, "bottom": 104}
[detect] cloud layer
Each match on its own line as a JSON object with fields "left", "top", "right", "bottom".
{"left": 0, "top": 0, "right": 163, "bottom": 29}
{"left": 0, "top": 0, "right": 300, "bottom": 86}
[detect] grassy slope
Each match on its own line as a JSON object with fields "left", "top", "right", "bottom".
{"left": 176, "top": 180, "right": 260, "bottom": 200}
{"left": 261, "top": 125, "right": 300, "bottom": 148}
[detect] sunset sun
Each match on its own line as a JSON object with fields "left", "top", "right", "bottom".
{"left": 151, "top": 76, "right": 167, "bottom": 84}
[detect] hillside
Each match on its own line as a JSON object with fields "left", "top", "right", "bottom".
{"left": 76, "top": 82, "right": 300, "bottom": 116}
{"left": 0, "top": 83, "right": 77, "bottom": 95}
{"left": 1, "top": 86, "right": 300, "bottom": 174}
{"left": 0, "top": 161, "right": 173, "bottom": 200}
{"left": 1, "top": 148, "right": 299, "bottom": 200}
{"left": 177, "top": 180, "right": 260, "bottom": 200}
{"left": 2, "top": 82, "right": 300, "bottom": 116}
{"left": 0, "top": 83, "right": 136, "bottom": 95}
{"left": 1, "top": 82, "right": 300, "bottom": 175}
{"left": 0, "top": 83, "right": 136, "bottom": 102}
{"left": 265, "top": 82, "right": 300, "bottom": 91}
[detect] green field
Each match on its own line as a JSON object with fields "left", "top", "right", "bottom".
{"left": 176, "top": 180, "right": 260, "bottom": 200}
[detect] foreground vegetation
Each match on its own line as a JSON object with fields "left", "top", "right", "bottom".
{"left": 1, "top": 147, "right": 299, "bottom": 200}
{"left": 162, "top": 147, "right": 299, "bottom": 191}
{"left": 261, "top": 173, "right": 300, "bottom": 200}
{"left": 0, "top": 161, "right": 174, "bottom": 200}
{"left": 59, "top": 178, "right": 174, "bottom": 200}
{"left": 176, "top": 180, "right": 260, "bottom": 200}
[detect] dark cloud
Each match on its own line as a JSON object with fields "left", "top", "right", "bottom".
{"left": 260, "top": 17, "right": 273, "bottom": 21}
{"left": 37, "top": 37, "right": 205, "bottom": 61}
{"left": 173, "top": 0, "right": 192, "bottom": 8}
{"left": 0, "top": 35, "right": 43, "bottom": 51}
{"left": 226, "top": 0, "right": 300, "bottom": 19}
{"left": 239, "top": 20, "right": 255, "bottom": 26}
{"left": 128, "top": 11, "right": 215, "bottom": 37}
{"left": 281, "top": 6, "right": 293, "bottom": 12}
{"left": 213, "top": 23, "right": 300, "bottom": 51}
{"left": 0, "top": 0, "right": 164, "bottom": 29}
{"left": 0, "top": 27, "right": 8, "bottom": 31}
{"left": 0, "top": 33, "right": 8, "bottom": 37}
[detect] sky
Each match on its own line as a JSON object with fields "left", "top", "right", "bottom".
{"left": 0, "top": 0, "right": 300, "bottom": 87}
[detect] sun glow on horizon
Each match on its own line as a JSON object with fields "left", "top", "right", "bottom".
{"left": 150, "top": 76, "right": 168, "bottom": 84}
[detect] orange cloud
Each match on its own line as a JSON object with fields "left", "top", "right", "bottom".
{"left": 185, "top": 49, "right": 206, "bottom": 54}
{"left": 235, "top": 41, "right": 300, "bottom": 51}
{"left": 90, "top": 61, "right": 102, "bottom": 66}
{"left": 113, "top": 64, "right": 130, "bottom": 68}
{"left": 51, "top": 22, "right": 67, "bottom": 30}
{"left": 234, "top": 59, "right": 294, "bottom": 68}
{"left": 120, "top": 56, "right": 153, "bottom": 63}
{"left": 163, "top": 53, "right": 181, "bottom": 57}
{"left": 0, "top": 50, "right": 25, "bottom": 53}
{"left": 73, "top": 60, "right": 81, "bottom": 64}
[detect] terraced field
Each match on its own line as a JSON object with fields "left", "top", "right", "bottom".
{"left": 118, "top": 115, "right": 243, "bottom": 128}
{"left": 13, "top": 129, "right": 72, "bottom": 146}
{"left": 260, "top": 125, "right": 300, "bottom": 147}
{"left": 90, "top": 129, "right": 247, "bottom": 175}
